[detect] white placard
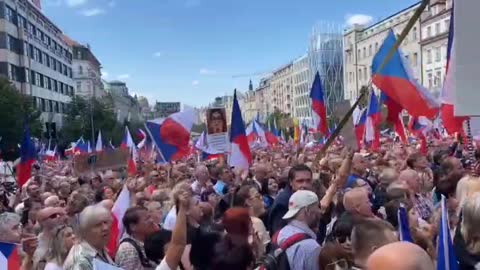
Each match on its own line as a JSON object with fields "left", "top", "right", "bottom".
{"left": 205, "top": 108, "right": 229, "bottom": 152}
{"left": 454, "top": 1, "right": 480, "bottom": 116}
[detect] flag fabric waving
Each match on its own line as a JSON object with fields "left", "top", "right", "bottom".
{"left": 365, "top": 91, "right": 381, "bottom": 151}
{"left": 17, "top": 126, "right": 36, "bottom": 187}
{"left": 372, "top": 30, "right": 439, "bottom": 119}
{"left": 95, "top": 131, "right": 103, "bottom": 152}
{"left": 380, "top": 92, "right": 407, "bottom": 143}
{"left": 436, "top": 195, "right": 458, "bottom": 270}
{"left": 229, "top": 90, "right": 252, "bottom": 170}
{"left": 246, "top": 120, "right": 268, "bottom": 148}
{"left": 353, "top": 107, "right": 367, "bottom": 150}
{"left": 0, "top": 242, "right": 20, "bottom": 270}
{"left": 408, "top": 116, "right": 431, "bottom": 154}
{"left": 107, "top": 185, "right": 131, "bottom": 257}
{"left": 441, "top": 4, "right": 468, "bottom": 136}
{"left": 310, "top": 72, "right": 328, "bottom": 136}
{"left": 397, "top": 205, "right": 413, "bottom": 242}
{"left": 145, "top": 108, "right": 196, "bottom": 162}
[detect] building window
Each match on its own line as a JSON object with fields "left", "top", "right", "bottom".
{"left": 29, "top": 44, "right": 34, "bottom": 59}
{"left": 359, "top": 69, "right": 362, "bottom": 81}
{"left": 63, "top": 64, "right": 68, "bottom": 76}
{"left": 36, "top": 73, "right": 41, "bottom": 86}
{"left": 41, "top": 98, "right": 46, "bottom": 112}
{"left": 48, "top": 100, "right": 53, "bottom": 112}
{"left": 445, "top": 19, "right": 450, "bottom": 31}
{"left": 369, "top": 45, "right": 372, "bottom": 56}
{"left": 427, "top": 72, "right": 433, "bottom": 88}
{"left": 435, "top": 47, "right": 441, "bottom": 62}
{"left": 54, "top": 101, "right": 59, "bottom": 113}
{"left": 31, "top": 71, "right": 36, "bottom": 85}
{"left": 42, "top": 52, "right": 47, "bottom": 65}
{"left": 27, "top": 23, "right": 34, "bottom": 35}
{"left": 76, "top": 81, "right": 81, "bottom": 93}
{"left": 435, "top": 23, "right": 440, "bottom": 35}
{"left": 363, "top": 47, "right": 366, "bottom": 58}
{"left": 375, "top": 42, "right": 379, "bottom": 52}
{"left": 34, "top": 48, "right": 40, "bottom": 62}
{"left": 5, "top": 6, "right": 16, "bottom": 25}
{"left": 357, "top": 49, "right": 361, "bottom": 59}
{"left": 24, "top": 68, "right": 30, "bottom": 83}
{"left": 413, "top": 53, "right": 418, "bottom": 67}
{"left": 426, "top": 49, "right": 432, "bottom": 64}
{"left": 52, "top": 79, "right": 57, "bottom": 92}
{"left": 9, "top": 64, "right": 17, "bottom": 81}
{"left": 427, "top": 26, "right": 432, "bottom": 38}
{"left": 364, "top": 67, "right": 368, "bottom": 80}
{"left": 78, "top": 65, "right": 83, "bottom": 75}
{"left": 413, "top": 27, "right": 417, "bottom": 40}
{"left": 59, "top": 63, "right": 63, "bottom": 74}
{"left": 435, "top": 70, "right": 442, "bottom": 86}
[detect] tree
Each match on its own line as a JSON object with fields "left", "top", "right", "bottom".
{"left": 0, "top": 78, "right": 42, "bottom": 160}
{"left": 60, "top": 95, "right": 123, "bottom": 147}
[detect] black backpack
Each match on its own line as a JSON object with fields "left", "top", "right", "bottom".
{"left": 120, "top": 238, "right": 154, "bottom": 268}
{"left": 259, "top": 232, "right": 310, "bottom": 270}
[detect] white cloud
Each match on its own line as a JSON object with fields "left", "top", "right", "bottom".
{"left": 101, "top": 70, "right": 109, "bottom": 79}
{"left": 199, "top": 68, "right": 216, "bottom": 75}
{"left": 66, "top": 0, "right": 87, "bottom": 7}
{"left": 192, "top": 80, "right": 200, "bottom": 86}
{"left": 117, "top": 74, "right": 130, "bottom": 80}
{"left": 108, "top": 0, "right": 116, "bottom": 8}
{"left": 153, "top": 52, "right": 162, "bottom": 58}
{"left": 81, "top": 8, "right": 105, "bottom": 17}
{"left": 345, "top": 14, "right": 374, "bottom": 27}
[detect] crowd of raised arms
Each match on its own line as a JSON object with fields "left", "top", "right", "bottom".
{"left": 1, "top": 135, "right": 480, "bottom": 270}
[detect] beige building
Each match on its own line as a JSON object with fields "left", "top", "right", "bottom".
{"left": 420, "top": 0, "right": 452, "bottom": 97}
{"left": 270, "top": 62, "right": 294, "bottom": 115}
{"left": 343, "top": 2, "right": 422, "bottom": 102}
{"left": 255, "top": 76, "right": 271, "bottom": 121}
{"left": 292, "top": 54, "right": 312, "bottom": 120}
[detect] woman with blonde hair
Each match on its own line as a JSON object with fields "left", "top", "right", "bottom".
{"left": 455, "top": 175, "right": 480, "bottom": 215}
{"left": 455, "top": 193, "right": 480, "bottom": 269}
{"left": 44, "top": 225, "right": 76, "bottom": 270}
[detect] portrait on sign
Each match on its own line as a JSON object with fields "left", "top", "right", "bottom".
{"left": 207, "top": 108, "right": 227, "bottom": 135}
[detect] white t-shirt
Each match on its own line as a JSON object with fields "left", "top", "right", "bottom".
{"left": 44, "top": 262, "right": 63, "bottom": 270}
{"left": 156, "top": 259, "right": 181, "bottom": 270}
{"left": 162, "top": 206, "right": 177, "bottom": 231}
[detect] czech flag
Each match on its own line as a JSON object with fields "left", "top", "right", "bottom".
{"left": 436, "top": 195, "right": 459, "bottom": 270}
{"left": 380, "top": 92, "right": 407, "bottom": 143}
{"left": 310, "top": 72, "right": 328, "bottom": 136}
{"left": 408, "top": 116, "right": 430, "bottom": 154}
{"left": 229, "top": 90, "right": 252, "bottom": 170}
{"left": 441, "top": 5, "right": 468, "bottom": 136}
{"left": 95, "top": 131, "right": 103, "bottom": 152}
{"left": 120, "top": 127, "right": 138, "bottom": 175}
{"left": 17, "top": 126, "right": 36, "bottom": 187}
{"left": 145, "top": 108, "right": 195, "bottom": 162}
{"left": 270, "top": 118, "right": 280, "bottom": 137}
{"left": 353, "top": 107, "right": 367, "bottom": 150}
{"left": 372, "top": 30, "right": 439, "bottom": 119}
{"left": 44, "top": 146, "right": 57, "bottom": 162}
{"left": 74, "top": 137, "right": 88, "bottom": 154}
{"left": 195, "top": 131, "right": 224, "bottom": 161}
{"left": 246, "top": 120, "right": 268, "bottom": 148}
{"left": 107, "top": 185, "right": 131, "bottom": 257}
{"left": 365, "top": 91, "right": 381, "bottom": 151}
{"left": 0, "top": 242, "right": 20, "bottom": 270}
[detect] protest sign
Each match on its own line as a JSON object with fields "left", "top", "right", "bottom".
{"left": 73, "top": 148, "right": 129, "bottom": 175}
{"left": 205, "top": 108, "right": 229, "bottom": 153}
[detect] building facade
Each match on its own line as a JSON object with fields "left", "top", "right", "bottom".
{"left": 65, "top": 37, "right": 105, "bottom": 99}
{"left": 137, "top": 96, "right": 153, "bottom": 120}
{"left": 241, "top": 81, "right": 257, "bottom": 123}
{"left": 270, "top": 63, "right": 294, "bottom": 115}
{"left": 420, "top": 0, "right": 452, "bottom": 98}
{"left": 104, "top": 80, "right": 142, "bottom": 123}
{"left": 154, "top": 101, "right": 181, "bottom": 118}
{"left": 0, "top": 0, "right": 74, "bottom": 130}
{"left": 343, "top": 2, "right": 422, "bottom": 102}
{"left": 292, "top": 54, "right": 311, "bottom": 120}
{"left": 255, "top": 76, "right": 271, "bottom": 122}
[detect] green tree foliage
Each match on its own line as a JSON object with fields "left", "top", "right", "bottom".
{"left": 0, "top": 78, "right": 42, "bottom": 158}
{"left": 60, "top": 95, "right": 127, "bottom": 147}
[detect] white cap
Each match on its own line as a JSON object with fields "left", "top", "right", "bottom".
{"left": 282, "top": 190, "right": 319, "bottom": 219}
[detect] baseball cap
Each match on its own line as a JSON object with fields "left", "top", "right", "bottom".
{"left": 282, "top": 190, "right": 319, "bottom": 219}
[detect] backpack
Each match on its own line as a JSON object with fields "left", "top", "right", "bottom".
{"left": 258, "top": 232, "right": 310, "bottom": 270}
{"left": 120, "top": 237, "right": 154, "bottom": 268}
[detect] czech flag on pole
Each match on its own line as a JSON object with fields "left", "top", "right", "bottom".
{"left": 17, "top": 126, "right": 36, "bottom": 187}
{"left": 365, "top": 91, "right": 381, "bottom": 151}
{"left": 95, "top": 131, "right": 103, "bottom": 152}
{"left": 107, "top": 185, "right": 131, "bottom": 257}
{"left": 0, "top": 242, "right": 20, "bottom": 270}
{"left": 353, "top": 107, "right": 367, "bottom": 150}
{"left": 120, "top": 127, "right": 138, "bottom": 175}
{"left": 229, "top": 90, "right": 252, "bottom": 170}
{"left": 408, "top": 116, "right": 430, "bottom": 155}
{"left": 441, "top": 4, "right": 468, "bottom": 136}
{"left": 145, "top": 108, "right": 195, "bottom": 162}
{"left": 372, "top": 30, "right": 439, "bottom": 119}
{"left": 310, "top": 71, "right": 328, "bottom": 136}
{"left": 380, "top": 92, "right": 407, "bottom": 143}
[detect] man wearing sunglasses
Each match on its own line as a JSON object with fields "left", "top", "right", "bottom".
{"left": 33, "top": 206, "right": 67, "bottom": 269}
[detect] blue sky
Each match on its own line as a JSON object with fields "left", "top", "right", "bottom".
{"left": 42, "top": 0, "right": 418, "bottom": 107}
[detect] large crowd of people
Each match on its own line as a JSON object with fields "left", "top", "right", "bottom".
{"left": 0, "top": 136, "right": 479, "bottom": 270}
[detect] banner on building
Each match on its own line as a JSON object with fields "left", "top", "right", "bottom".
{"left": 205, "top": 108, "right": 229, "bottom": 153}
{"left": 73, "top": 149, "right": 129, "bottom": 175}
{"left": 333, "top": 101, "right": 358, "bottom": 151}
